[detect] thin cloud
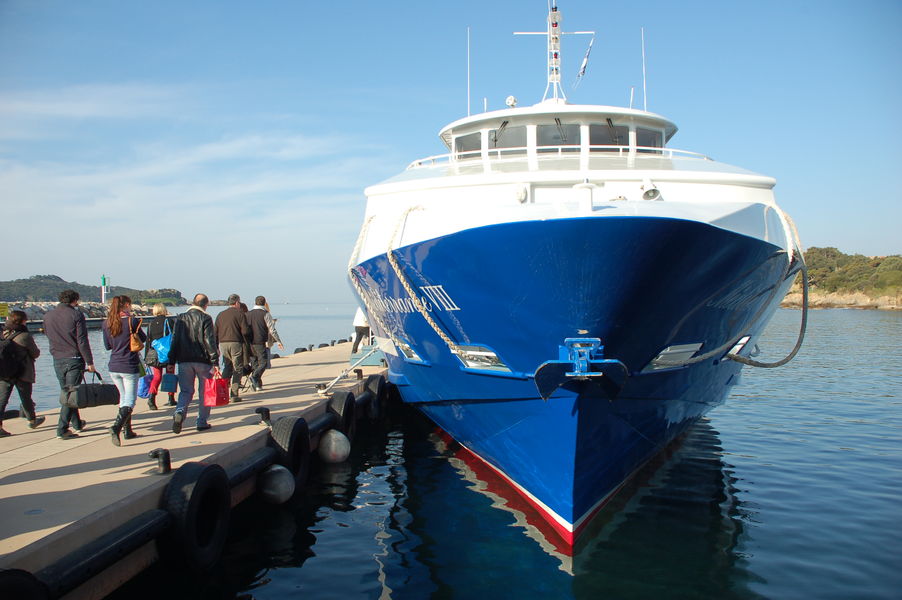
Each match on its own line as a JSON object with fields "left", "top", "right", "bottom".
{"left": 0, "top": 83, "right": 191, "bottom": 121}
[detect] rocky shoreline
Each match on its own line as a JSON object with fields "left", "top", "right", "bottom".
{"left": 781, "top": 291, "right": 900, "bottom": 310}
{"left": 6, "top": 301, "right": 158, "bottom": 321}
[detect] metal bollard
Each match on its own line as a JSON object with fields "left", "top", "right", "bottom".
{"left": 148, "top": 448, "right": 171, "bottom": 475}
{"left": 255, "top": 406, "right": 272, "bottom": 428}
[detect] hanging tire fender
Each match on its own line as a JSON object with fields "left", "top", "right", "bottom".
{"left": 328, "top": 391, "right": 356, "bottom": 443}
{"left": 364, "top": 374, "right": 387, "bottom": 419}
{"left": 269, "top": 415, "right": 311, "bottom": 489}
{"left": 159, "top": 462, "right": 230, "bottom": 571}
{"left": 0, "top": 569, "right": 49, "bottom": 600}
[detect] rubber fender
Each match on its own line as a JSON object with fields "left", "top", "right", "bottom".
{"left": 328, "top": 391, "right": 356, "bottom": 443}
{"left": 269, "top": 416, "right": 311, "bottom": 489}
{"left": 293, "top": 347, "right": 306, "bottom": 353}
{"left": 317, "top": 343, "right": 330, "bottom": 348}
{"left": 0, "top": 569, "right": 49, "bottom": 600}
{"left": 365, "top": 374, "right": 387, "bottom": 419}
{"left": 159, "top": 462, "right": 230, "bottom": 571}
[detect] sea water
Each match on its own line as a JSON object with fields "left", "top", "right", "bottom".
{"left": 108, "top": 308, "right": 901, "bottom": 599}
{"left": 25, "top": 302, "right": 359, "bottom": 413}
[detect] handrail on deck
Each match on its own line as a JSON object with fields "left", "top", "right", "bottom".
{"left": 406, "top": 145, "right": 712, "bottom": 170}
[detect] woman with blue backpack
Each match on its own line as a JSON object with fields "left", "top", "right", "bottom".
{"left": 144, "top": 303, "right": 176, "bottom": 411}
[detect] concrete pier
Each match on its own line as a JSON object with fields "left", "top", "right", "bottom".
{"left": 0, "top": 344, "right": 384, "bottom": 599}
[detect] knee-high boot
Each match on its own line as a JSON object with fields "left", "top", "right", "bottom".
{"left": 110, "top": 406, "right": 132, "bottom": 447}
{"left": 124, "top": 412, "right": 138, "bottom": 440}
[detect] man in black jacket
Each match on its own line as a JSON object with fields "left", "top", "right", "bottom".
{"left": 168, "top": 293, "right": 220, "bottom": 433}
{"left": 43, "top": 289, "right": 95, "bottom": 439}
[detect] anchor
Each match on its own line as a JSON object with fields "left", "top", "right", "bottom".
{"left": 533, "top": 338, "right": 629, "bottom": 400}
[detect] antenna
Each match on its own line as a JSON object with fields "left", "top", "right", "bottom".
{"left": 629, "top": 86, "right": 635, "bottom": 109}
{"left": 467, "top": 27, "right": 471, "bottom": 116}
{"left": 515, "top": 1, "right": 594, "bottom": 102}
{"left": 641, "top": 27, "right": 648, "bottom": 111}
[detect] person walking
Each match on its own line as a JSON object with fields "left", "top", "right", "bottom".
{"left": 168, "top": 293, "right": 220, "bottom": 433}
{"left": 43, "top": 289, "right": 95, "bottom": 439}
{"left": 247, "top": 296, "right": 283, "bottom": 391}
{"left": 144, "top": 303, "right": 176, "bottom": 410}
{"left": 351, "top": 307, "right": 370, "bottom": 354}
{"left": 0, "top": 310, "right": 46, "bottom": 435}
{"left": 102, "top": 295, "right": 146, "bottom": 446}
{"left": 214, "top": 294, "right": 250, "bottom": 403}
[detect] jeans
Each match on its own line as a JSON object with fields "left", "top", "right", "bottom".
{"left": 109, "top": 371, "right": 140, "bottom": 409}
{"left": 175, "top": 362, "right": 213, "bottom": 427}
{"left": 0, "top": 379, "right": 37, "bottom": 423}
{"left": 53, "top": 357, "right": 84, "bottom": 435}
{"left": 250, "top": 344, "right": 268, "bottom": 382}
{"left": 219, "top": 342, "right": 245, "bottom": 399}
{"left": 352, "top": 326, "right": 370, "bottom": 353}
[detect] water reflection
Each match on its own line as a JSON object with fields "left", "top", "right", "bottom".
{"left": 110, "top": 407, "right": 765, "bottom": 599}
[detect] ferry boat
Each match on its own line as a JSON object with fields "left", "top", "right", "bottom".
{"left": 348, "top": 2, "right": 803, "bottom": 551}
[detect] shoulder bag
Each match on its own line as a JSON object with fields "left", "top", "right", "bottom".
{"left": 129, "top": 318, "right": 144, "bottom": 352}
{"left": 151, "top": 319, "right": 173, "bottom": 364}
{"left": 60, "top": 372, "right": 120, "bottom": 409}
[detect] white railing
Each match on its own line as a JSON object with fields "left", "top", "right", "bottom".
{"left": 406, "top": 145, "right": 712, "bottom": 169}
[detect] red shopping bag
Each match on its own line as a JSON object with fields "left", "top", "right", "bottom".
{"left": 203, "top": 376, "right": 229, "bottom": 407}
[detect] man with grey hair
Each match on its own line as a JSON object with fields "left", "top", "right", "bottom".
{"left": 214, "top": 293, "right": 250, "bottom": 403}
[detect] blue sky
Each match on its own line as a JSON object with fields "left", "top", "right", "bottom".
{"left": 1, "top": 0, "right": 900, "bottom": 303}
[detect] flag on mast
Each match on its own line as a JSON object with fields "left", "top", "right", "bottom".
{"left": 574, "top": 36, "right": 595, "bottom": 87}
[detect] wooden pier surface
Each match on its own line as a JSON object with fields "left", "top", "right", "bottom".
{"left": 0, "top": 343, "right": 382, "bottom": 598}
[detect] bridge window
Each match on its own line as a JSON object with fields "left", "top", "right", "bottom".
{"left": 636, "top": 127, "right": 664, "bottom": 152}
{"left": 488, "top": 122, "right": 527, "bottom": 156}
{"left": 589, "top": 121, "right": 629, "bottom": 152}
{"left": 454, "top": 132, "right": 481, "bottom": 159}
{"left": 537, "top": 120, "right": 581, "bottom": 153}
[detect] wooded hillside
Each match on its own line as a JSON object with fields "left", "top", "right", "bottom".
{"left": 0, "top": 274, "right": 186, "bottom": 305}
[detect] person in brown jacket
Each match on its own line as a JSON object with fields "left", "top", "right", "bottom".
{"left": 0, "top": 310, "right": 46, "bottom": 435}
{"left": 214, "top": 293, "right": 250, "bottom": 402}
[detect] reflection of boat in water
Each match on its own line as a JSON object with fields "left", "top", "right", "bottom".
{"left": 435, "top": 418, "right": 759, "bottom": 595}
{"left": 348, "top": 1, "right": 803, "bottom": 550}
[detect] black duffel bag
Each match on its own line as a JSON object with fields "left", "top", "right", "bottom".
{"left": 59, "top": 372, "right": 120, "bottom": 409}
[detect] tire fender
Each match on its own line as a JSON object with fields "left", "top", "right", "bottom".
{"left": 328, "top": 391, "right": 356, "bottom": 443}
{"left": 269, "top": 416, "right": 311, "bottom": 489}
{"left": 0, "top": 569, "right": 49, "bottom": 600}
{"left": 364, "top": 374, "right": 387, "bottom": 419}
{"left": 160, "top": 462, "right": 230, "bottom": 571}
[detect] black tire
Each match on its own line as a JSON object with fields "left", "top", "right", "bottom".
{"left": 365, "top": 374, "right": 387, "bottom": 419}
{"left": 159, "top": 462, "right": 230, "bottom": 571}
{"left": 328, "top": 391, "right": 356, "bottom": 443}
{"left": 269, "top": 416, "right": 311, "bottom": 489}
{"left": 0, "top": 569, "right": 49, "bottom": 600}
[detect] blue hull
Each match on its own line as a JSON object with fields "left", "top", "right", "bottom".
{"left": 350, "top": 216, "right": 792, "bottom": 543}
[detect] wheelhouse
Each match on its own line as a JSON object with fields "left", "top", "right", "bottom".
{"left": 439, "top": 102, "right": 678, "bottom": 162}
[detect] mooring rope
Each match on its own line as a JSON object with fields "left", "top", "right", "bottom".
{"left": 386, "top": 206, "right": 463, "bottom": 355}
{"left": 726, "top": 260, "right": 808, "bottom": 368}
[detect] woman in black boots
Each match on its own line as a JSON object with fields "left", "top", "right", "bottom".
{"left": 102, "top": 295, "right": 145, "bottom": 446}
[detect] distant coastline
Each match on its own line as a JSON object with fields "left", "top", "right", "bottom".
{"left": 781, "top": 290, "right": 900, "bottom": 311}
